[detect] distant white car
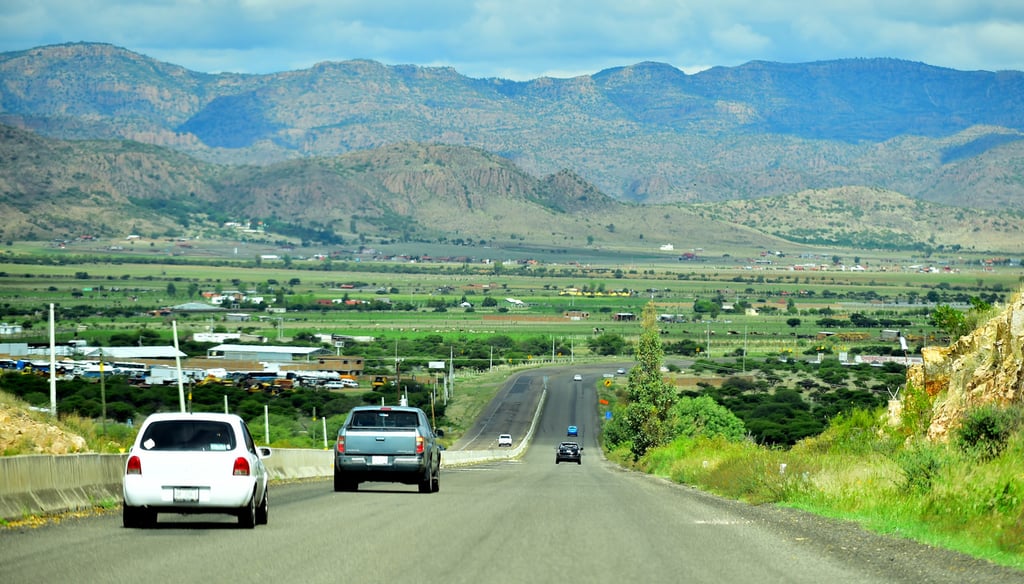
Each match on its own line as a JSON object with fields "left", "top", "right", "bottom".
{"left": 323, "top": 378, "right": 359, "bottom": 389}
{"left": 616, "top": 368, "right": 627, "bottom": 375}
{"left": 573, "top": 374, "right": 583, "bottom": 381}
{"left": 498, "top": 434, "right": 513, "bottom": 447}
{"left": 122, "top": 412, "right": 271, "bottom": 528}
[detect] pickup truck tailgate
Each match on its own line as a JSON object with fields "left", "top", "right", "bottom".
{"left": 343, "top": 429, "right": 419, "bottom": 455}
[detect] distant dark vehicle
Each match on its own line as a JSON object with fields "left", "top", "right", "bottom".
{"left": 334, "top": 405, "right": 441, "bottom": 493}
{"left": 567, "top": 425, "right": 578, "bottom": 437}
{"left": 556, "top": 442, "right": 582, "bottom": 464}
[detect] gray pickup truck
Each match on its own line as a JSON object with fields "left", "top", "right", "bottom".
{"left": 334, "top": 405, "right": 441, "bottom": 493}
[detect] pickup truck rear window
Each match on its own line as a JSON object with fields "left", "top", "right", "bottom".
{"left": 350, "top": 410, "right": 420, "bottom": 428}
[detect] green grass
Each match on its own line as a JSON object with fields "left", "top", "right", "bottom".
{"left": 628, "top": 407, "right": 1024, "bottom": 570}
{"left": 1, "top": 251, "right": 977, "bottom": 365}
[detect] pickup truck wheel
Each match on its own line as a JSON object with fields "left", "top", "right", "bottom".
{"left": 431, "top": 469, "right": 440, "bottom": 493}
{"left": 334, "top": 472, "right": 357, "bottom": 492}
{"left": 418, "top": 474, "right": 432, "bottom": 493}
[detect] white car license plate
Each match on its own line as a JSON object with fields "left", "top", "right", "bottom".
{"left": 173, "top": 487, "right": 200, "bottom": 502}
{"left": 370, "top": 456, "right": 389, "bottom": 466}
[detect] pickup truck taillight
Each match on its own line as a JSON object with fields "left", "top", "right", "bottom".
{"left": 336, "top": 436, "right": 345, "bottom": 454}
{"left": 416, "top": 434, "right": 425, "bottom": 454}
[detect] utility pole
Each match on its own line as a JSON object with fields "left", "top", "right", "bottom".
{"left": 394, "top": 339, "right": 402, "bottom": 405}
{"left": 99, "top": 348, "right": 107, "bottom": 435}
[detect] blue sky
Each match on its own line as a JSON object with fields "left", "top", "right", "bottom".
{"left": 1, "top": 1, "right": 1022, "bottom": 79}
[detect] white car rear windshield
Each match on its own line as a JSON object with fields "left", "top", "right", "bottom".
{"left": 139, "top": 420, "right": 236, "bottom": 451}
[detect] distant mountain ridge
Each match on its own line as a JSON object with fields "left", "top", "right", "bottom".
{"left": 2, "top": 124, "right": 1023, "bottom": 254}
{"left": 2, "top": 42, "right": 1023, "bottom": 210}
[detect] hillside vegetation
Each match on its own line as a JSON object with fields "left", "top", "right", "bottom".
{"left": 698, "top": 186, "right": 1024, "bottom": 253}
{"left": 1, "top": 43, "right": 1023, "bottom": 209}
{"left": 602, "top": 294, "right": 1024, "bottom": 569}
{"left": 3, "top": 125, "right": 1024, "bottom": 253}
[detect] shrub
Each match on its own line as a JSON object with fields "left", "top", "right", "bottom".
{"left": 667, "top": 395, "right": 746, "bottom": 442}
{"left": 897, "top": 440, "right": 951, "bottom": 493}
{"left": 794, "top": 407, "right": 896, "bottom": 457}
{"left": 899, "top": 380, "right": 932, "bottom": 437}
{"left": 956, "top": 403, "right": 1021, "bottom": 460}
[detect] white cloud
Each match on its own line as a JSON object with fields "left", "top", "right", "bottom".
{"left": 0, "top": 0, "right": 1021, "bottom": 78}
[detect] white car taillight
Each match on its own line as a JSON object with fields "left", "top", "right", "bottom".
{"left": 126, "top": 455, "right": 142, "bottom": 475}
{"left": 232, "top": 457, "right": 251, "bottom": 476}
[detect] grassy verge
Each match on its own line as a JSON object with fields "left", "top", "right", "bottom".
{"left": 607, "top": 407, "right": 1024, "bottom": 571}
{"left": 437, "top": 363, "right": 547, "bottom": 446}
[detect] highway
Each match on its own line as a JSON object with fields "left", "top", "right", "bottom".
{"left": 1, "top": 369, "right": 1019, "bottom": 584}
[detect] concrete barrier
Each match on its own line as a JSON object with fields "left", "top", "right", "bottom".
{"left": 442, "top": 388, "right": 546, "bottom": 467}
{"left": 0, "top": 453, "right": 126, "bottom": 522}
{"left": 0, "top": 449, "right": 339, "bottom": 522}
{"left": 0, "top": 390, "right": 547, "bottom": 522}
{"left": 0, "top": 446, "right": 524, "bottom": 521}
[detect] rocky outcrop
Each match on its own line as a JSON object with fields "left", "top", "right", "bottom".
{"left": 905, "top": 292, "right": 1024, "bottom": 441}
{"left": 0, "top": 408, "right": 88, "bottom": 455}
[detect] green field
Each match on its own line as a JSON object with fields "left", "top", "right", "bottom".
{"left": 1, "top": 236, "right": 1020, "bottom": 363}
{"left": 4, "top": 239, "right": 1024, "bottom": 569}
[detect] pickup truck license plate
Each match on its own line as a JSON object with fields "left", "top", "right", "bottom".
{"left": 173, "top": 487, "right": 200, "bottom": 502}
{"left": 370, "top": 456, "right": 389, "bottom": 466}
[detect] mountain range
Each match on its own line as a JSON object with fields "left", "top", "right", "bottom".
{"left": 1, "top": 42, "right": 1024, "bottom": 253}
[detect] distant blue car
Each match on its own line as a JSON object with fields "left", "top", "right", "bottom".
{"left": 567, "top": 425, "right": 578, "bottom": 437}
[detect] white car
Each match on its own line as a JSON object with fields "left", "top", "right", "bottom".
{"left": 573, "top": 374, "right": 583, "bottom": 381}
{"left": 323, "top": 378, "right": 358, "bottom": 389}
{"left": 498, "top": 434, "right": 513, "bottom": 447}
{"left": 122, "top": 412, "right": 272, "bottom": 528}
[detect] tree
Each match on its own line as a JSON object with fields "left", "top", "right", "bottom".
{"left": 929, "top": 304, "right": 967, "bottom": 338}
{"left": 616, "top": 302, "right": 677, "bottom": 459}
{"left": 589, "top": 333, "right": 627, "bottom": 355}
{"left": 667, "top": 396, "right": 746, "bottom": 441}
{"left": 693, "top": 298, "right": 720, "bottom": 319}
{"left": 786, "top": 318, "right": 802, "bottom": 328}
{"left": 166, "top": 282, "right": 177, "bottom": 297}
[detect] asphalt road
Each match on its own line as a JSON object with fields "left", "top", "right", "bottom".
{"left": 2, "top": 369, "right": 1021, "bottom": 584}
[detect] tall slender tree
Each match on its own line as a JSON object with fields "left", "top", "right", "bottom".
{"left": 622, "top": 302, "right": 677, "bottom": 458}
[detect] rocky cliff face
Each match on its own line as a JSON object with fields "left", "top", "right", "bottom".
{"left": 906, "top": 292, "right": 1024, "bottom": 440}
